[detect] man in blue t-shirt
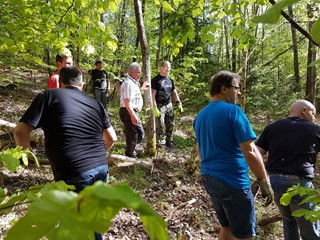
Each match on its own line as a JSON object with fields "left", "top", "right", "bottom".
{"left": 256, "top": 99, "right": 320, "bottom": 240}
{"left": 193, "top": 70, "right": 273, "bottom": 240}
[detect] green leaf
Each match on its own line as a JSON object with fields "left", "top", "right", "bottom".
{"left": 108, "top": 2, "right": 118, "bottom": 13}
{"left": 5, "top": 182, "right": 167, "bottom": 240}
{"left": 172, "top": 47, "right": 180, "bottom": 56}
{"left": 280, "top": 192, "right": 294, "bottom": 206}
{"left": 1, "top": 154, "right": 20, "bottom": 172}
{"left": 5, "top": 190, "right": 78, "bottom": 240}
{"left": 308, "top": 58, "right": 320, "bottom": 67}
{"left": 163, "top": 1, "right": 175, "bottom": 13}
{"left": 173, "top": 0, "right": 181, "bottom": 7}
{"left": 231, "top": 29, "right": 241, "bottom": 38}
{"left": 311, "top": 17, "right": 320, "bottom": 44}
{"left": 0, "top": 187, "right": 5, "bottom": 204}
{"left": 80, "top": 182, "right": 168, "bottom": 240}
{"left": 252, "top": 0, "right": 300, "bottom": 24}
{"left": 20, "top": 152, "right": 28, "bottom": 165}
{"left": 0, "top": 192, "right": 27, "bottom": 216}
{"left": 5, "top": 39, "right": 15, "bottom": 47}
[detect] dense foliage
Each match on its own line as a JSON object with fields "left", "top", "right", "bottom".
{"left": 0, "top": 0, "right": 319, "bottom": 115}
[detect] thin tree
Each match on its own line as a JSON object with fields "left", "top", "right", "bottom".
{"left": 288, "top": 5, "right": 300, "bottom": 92}
{"left": 156, "top": 6, "right": 164, "bottom": 69}
{"left": 306, "top": 4, "right": 317, "bottom": 105}
{"left": 133, "top": 0, "right": 156, "bottom": 156}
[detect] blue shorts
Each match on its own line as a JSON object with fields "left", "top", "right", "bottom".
{"left": 202, "top": 174, "right": 256, "bottom": 238}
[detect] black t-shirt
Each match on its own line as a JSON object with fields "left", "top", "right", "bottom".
{"left": 20, "top": 87, "right": 111, "bottom": 181}
{"left": 88, "top": 69, "right": 109, "bottom": 89}
{"left": 151, "top": 74, "right": 175, "bottom": 105}
{"left": 256, "top": 117, "right": 320, "bottom": 178}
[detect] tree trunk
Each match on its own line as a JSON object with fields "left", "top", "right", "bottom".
{"left": 155, "top": 6, "right": 164, "bottom": 69}
{"left": 240, "top": 49, "right": 248, "bottom": 111}
{"left": 45, "top": 48, "right": 52, "bottom": 77}
{"left": 232, "top": 38, "right": 237, "bottom": 72}
{"left": 133, "top": 0, "right": 156, "bottom": 156}
{"left": 114, "top": 0, "right": 128, "bottom": 75}
{"left": 306, "top": 4, "right": 317, "bottom": 105}
{"left": 288, "top": 5, "right": 300, "bottom": 92}
{"left": 223, "top": 17, "right": 231, "bottom": 70}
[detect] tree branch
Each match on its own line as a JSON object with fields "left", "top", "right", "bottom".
{"left": 262, "top": 37, "right": 306, "bottom": 67}
{"left": 269, "top": 0, "right": 319, "bottom": 47}
{"left": 56, "top": 0, "right": 75, "bottom": 25}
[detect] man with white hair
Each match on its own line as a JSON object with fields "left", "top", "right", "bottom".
{"left": 256, "top": 99, "right": 320, "bottom": 240}
{"left": 119, "top": 62, "right": 145, "bottom": 157}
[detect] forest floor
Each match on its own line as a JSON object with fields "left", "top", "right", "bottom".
{"left": 0, "top": 67, "right": 286, "bottom": 239}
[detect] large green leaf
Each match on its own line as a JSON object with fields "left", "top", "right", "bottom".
{"left": 252, "top": 0, "right": 300, "bottom": 24}
{"left": 4, "top": 182, "right": 167, "bottom": 240}
{"left": 0, "top": 154, "right": 20, "bottom": 172}
{"left": 311, "top": 17, "right": 320, "bottom": 44}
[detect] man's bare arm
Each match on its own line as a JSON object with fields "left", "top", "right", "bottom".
{"left": 103, "top": 126, "right": 117, "bottom": 150}
{"left": 14, "top": 122, "right": 34, "bottom": 149}
{"left": 240, "top": 140, "right": 268, "bottom": 181}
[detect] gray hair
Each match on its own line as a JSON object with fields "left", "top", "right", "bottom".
{"left": 128, "top": 62, "right": 141, "bottom": 72}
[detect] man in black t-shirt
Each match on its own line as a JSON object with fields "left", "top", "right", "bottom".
{"left": 88, "top": 60, "right": 110, "bottom": 109}
{"left": 14, "top": 66, "right": 117, "bottom": 240}
{"left": 151, "top": 61, "right": 183, "bottom": 147}
{"left": 256, "top": 99, "right": 320, "bottom": 240}
{"left": 14, "top": 66, "right": 117, "bottom": 183}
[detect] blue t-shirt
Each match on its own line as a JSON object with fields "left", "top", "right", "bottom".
{"left": 193, "top": 101, "right": 256, "bottom": 189}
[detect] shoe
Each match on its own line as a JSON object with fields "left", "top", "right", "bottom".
{"left": 125, "top": 151, "right": 137, "bottom": 158}
{"left": 158, "top": 139, "right": 166, "bottom": 145}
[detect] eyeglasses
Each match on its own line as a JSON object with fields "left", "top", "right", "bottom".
{"left": 228, "top": 85, "right": 241, "bottom": 91}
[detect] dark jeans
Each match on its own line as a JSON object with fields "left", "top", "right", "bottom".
{"left": 269, "top": 173, "right": 320, "bottom": 240}
{"left": 65, "top": 165, "right": 109, "bottom": 240}
{"left": 156, "top": 102, "right": 174, "bottom": 145}
{"left": 94, "top": 88, "right": 108, "bottom": 109}
{"left": 119, "top": 107, "right": 144, "bottom": 156}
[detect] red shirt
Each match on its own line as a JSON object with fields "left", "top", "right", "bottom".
{"left": 47, "top": 71, "right": 60, "bottom": 88}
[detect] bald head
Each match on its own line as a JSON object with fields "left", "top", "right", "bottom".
{"left": 289, "top": 99, "right": 316, "bottom": 122}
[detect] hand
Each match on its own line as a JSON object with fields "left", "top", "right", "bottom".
{"left": 177, "top": 102, "right": 183, "bottom": 113}
{"left": 257, "top": 179, "right": 274, "bottom": 207}
{"left": 153, "top": 107, "right": 161, "bottom": 117}
{"left": 141, "top": 81, "right": 150, "bottom": 91}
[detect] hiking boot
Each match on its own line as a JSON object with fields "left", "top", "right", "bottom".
{"left": 166, "top": 141, "right": 172, "bottom": 148}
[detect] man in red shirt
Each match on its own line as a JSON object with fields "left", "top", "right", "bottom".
{"left": 47, "top": 53, "right": 73, "bottom": 88}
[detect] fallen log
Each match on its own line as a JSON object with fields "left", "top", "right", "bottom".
{"left": 0, "top": 119, "right": 45, "bottom": 145}
{"left": 108, "top": 154, "right": 151, "bottom": 167}
{"left": 258, "top": 213, "right": 282, "bottom": 226}
{"left": 1, "top": 119, "right": 151, "bottom": 166}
